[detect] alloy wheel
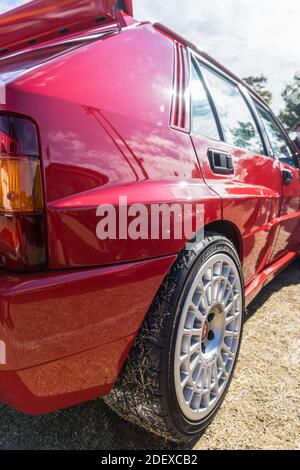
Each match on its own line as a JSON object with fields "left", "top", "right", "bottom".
{"left": 174, "top": 253, "right": 243, "bottom": 421}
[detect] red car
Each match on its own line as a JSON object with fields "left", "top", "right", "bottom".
{"left": 0, "top": 0, "right": 299, "bottom": 443}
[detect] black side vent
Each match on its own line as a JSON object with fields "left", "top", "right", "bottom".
{"left": 170, "top": 41, "right": 190, "bottom": 132}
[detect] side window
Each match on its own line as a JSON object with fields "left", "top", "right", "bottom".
{"left": 255, "top": 105, "right": 294, "bottom": 166}
{"left": 190, "top": 60, "right": 220, "bottom": 140}
{"left": 201, "top": 66, "right": 265, "bottom": 155}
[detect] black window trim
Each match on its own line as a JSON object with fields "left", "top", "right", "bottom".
{"left": 188, "top": 51, "right": 224, "bottom": 141}
{"left": 253, "top": 98, "right": 296, "bottom": 164}
{"left": 239, "top": 87, "right": 270, "bottom": 158}
{"left": 251, "top": 99, "right": 276, "bottom": 158}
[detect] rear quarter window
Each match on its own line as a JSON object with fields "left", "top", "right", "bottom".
{"left": 190, "top": 60, "right": 220, "bottom": 140}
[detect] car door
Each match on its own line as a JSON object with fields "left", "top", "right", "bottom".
{"left": 189, "top": 52, "right": 283, "bottom": 284}
{"left": 254, "top": 103, "right": 300, "bottom": 259}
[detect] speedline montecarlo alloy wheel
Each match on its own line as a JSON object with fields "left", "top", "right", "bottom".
{"left": 105, "top": 234, "right": 244, "bottom": 442}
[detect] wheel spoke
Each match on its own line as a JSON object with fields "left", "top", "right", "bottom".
{"left": 199, "top": 280, "right": 208, "bottom": 305}
{"left": 189, "top": 340, "right": 201, "bottom": 355}
{"left": 223, "top": 288, "right": 232, "bottom": 307}
{"left": 228, "top": 274, "right": 236, "bottom": 287}
{"left": 225, "top": 314, "right": 235, "bottom": 326}
{"left": 211, "top": 362, "right": 219, "bottom": 393}
{"left": 218, "top": 280, "right": 226, "bottom": 302}
{"left": 217, "top": 354, "right": 228, "bottom": 379}
{"left": 224, "top": 329, "right": 239, "bottom": 339}
{"left": 205, "top": 284, "right": 212, "bottom": 308}
{"left": 190, "top": 353, "right": 201, "bottom": 373}
{"left": 222, "top": 342, "right": 234, "bottom": 358}
{"left": 225, "top": 300, "right": 237, "bottom": 316}
{"left": 193, "top": 362, "right": 203, "bottom": 385}
{"left": 180, "top": 352, "right": 189, "bottom": 363}
{"left": 204, "top": 366, "right": 211, "bottom": 393}
{"left": 181, "top": 373, "right": 189, "bottom": 388}
{"left": 212, "top": 277, "right": 220, "bottom": 303}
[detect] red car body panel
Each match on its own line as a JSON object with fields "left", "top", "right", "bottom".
{"left": 5, "top": 24, "right": 219, "bottom": 268}
{"left": 0, "top": 254, "right": 174, "bottom": 413}
{"left": 0, "top": 255, "right": 175, "bottom": 371}
{"left": 191, "top": 134, "right": 282, "bottom": 282}
{"left": 0, "top": 1, "right": 299, "bottom": 413}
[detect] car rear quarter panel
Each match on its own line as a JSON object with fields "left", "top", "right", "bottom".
{"left": 4, "top": 24, "right": 221, "bottom": 269}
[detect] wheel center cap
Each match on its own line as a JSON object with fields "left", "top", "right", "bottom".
{"left": 201, "top": 321, "right": 209, "bottom": 342}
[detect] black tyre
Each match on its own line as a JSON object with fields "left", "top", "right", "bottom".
{"left": 105, "top": 233, "right": 245, "bottom": 442}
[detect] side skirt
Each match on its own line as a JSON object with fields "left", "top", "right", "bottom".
{"left": 245, "top": 250, "right": 298, "bottom": 307}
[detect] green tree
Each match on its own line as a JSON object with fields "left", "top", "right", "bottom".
{"left": 232, "top": 121, "right": 261, "bottom": 151}
{"left": 279, "top": 72, "right": 300, "bottom": 131}
{"left": 243, "top": 74, "right": 273, "bottom": 104}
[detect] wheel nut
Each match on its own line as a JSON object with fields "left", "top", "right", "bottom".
{"left": 208, "top": 330, "right": 215, "bottom": 341}
{"left": 207, "top": 313, "right": 215, "bottom": 323}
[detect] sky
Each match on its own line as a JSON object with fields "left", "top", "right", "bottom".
{"left": 1, "top": 0, "right": 299, "bottom": 112}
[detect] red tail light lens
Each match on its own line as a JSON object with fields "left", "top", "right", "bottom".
{"left": 0, "top": 114, "right": 46, "bottom": 271}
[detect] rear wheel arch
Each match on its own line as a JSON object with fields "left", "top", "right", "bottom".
{"left": 204, "top": 220, "right": 244, "bottom": 265}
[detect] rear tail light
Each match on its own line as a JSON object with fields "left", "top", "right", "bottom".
{"left": 0, "top": 114, "right": 46, "bottom": 271}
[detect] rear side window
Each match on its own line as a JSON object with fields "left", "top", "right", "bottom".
{"left": 255, "top": 104, "right": 294, "bottom": 164}
{"left": 190, "top": 61, "right": 220, "bottom": 140}
{"left": 201, "top": 66, "right": 264, "bottom": 154}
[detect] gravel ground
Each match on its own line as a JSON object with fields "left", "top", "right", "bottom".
{"left": 0, "top": 260, "right": 299, "bottom": 450}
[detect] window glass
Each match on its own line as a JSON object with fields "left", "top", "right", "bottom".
{"left": 201, "top": 66, "right": 264, "bottom": 154}
{"left": 190, "top": 61, "right": 220, "bottom": 140}
{"left": 256, "top": 105, "right": 294, "bottom": 165}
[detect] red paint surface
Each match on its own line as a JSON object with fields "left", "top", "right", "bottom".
{"left": 0, "top": 255, "right": 175, "bottom": 371}
{"left": 0, "top": 0, "right": 133, "bottom": 54}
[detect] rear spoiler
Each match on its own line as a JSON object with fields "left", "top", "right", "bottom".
{"left": 0, "top": 0, "right": 133, "bottom": 56}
